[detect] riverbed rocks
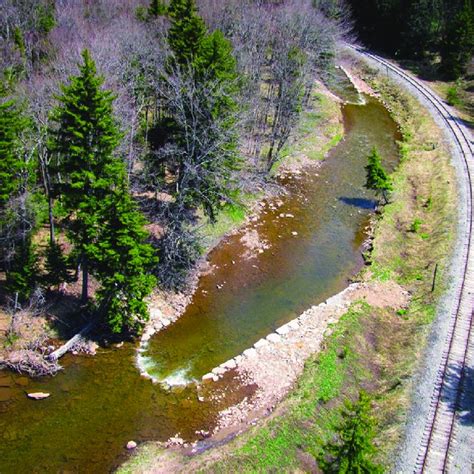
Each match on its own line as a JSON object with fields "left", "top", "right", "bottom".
{"left": 166, "top": 435, "right": 185, "bottom": 447}
{"left": 240, "top": 229, "right": 271, "bottom": 259}
{"left": 126, "top": 441, "right": 137, "bottom": 450}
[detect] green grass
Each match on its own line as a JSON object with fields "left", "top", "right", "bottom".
{"left": 271, "top": 90, "right": 343, "bottom": 174}
{"left": 198, "top": 195, "right": 259, "bottom": 250}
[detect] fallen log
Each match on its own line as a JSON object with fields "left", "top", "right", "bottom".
{"left": 48, "top": 319, "right": 97, "bottom": 361}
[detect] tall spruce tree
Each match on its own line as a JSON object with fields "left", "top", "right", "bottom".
{"left": 318, "top": 391, "right": 384, "bottom": 473}
{"left": 91, "top": 180, "right": 157, "bottom": 334}
{"left": 50, "top": 50, "right": 157, "bottom": 333}
{"left": 167, "top": 0, "right": 207, "bottom": 66}
{"left": 49, "top": 50, "right": 122, "bottom": 302}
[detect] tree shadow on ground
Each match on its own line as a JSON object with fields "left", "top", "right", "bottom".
{"left": 44, "top": 291, "right": 93, "bottom": 340}
{"left": 441, "top": 362, "right": 474, "bottom": 427}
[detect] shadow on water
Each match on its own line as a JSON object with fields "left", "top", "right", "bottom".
{"left": 339, "top": 197, "right": 377, "bottom": 210}
{"left": 0, "top": 85, "right": 402, "bottom": 473}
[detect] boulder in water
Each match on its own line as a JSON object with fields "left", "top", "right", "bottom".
{"left": 27, "top": 392, "right": 50, "bottom": 400}
{"left": 126, "top": 441, "right": 137, "bottom": 450}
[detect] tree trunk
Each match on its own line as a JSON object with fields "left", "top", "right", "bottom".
{"left": 81, "top": 255, "right": 88, "bottom": 303}
{"left": 48, "top": 195, "right": 55, "bottom": 245}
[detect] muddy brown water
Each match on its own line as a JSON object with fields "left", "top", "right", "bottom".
{"left": 0, "top": 90, "right": 401, "bottom": 473}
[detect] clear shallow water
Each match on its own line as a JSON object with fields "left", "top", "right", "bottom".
{"left": 0, "top": 90, "right": 400, "bottom": 473}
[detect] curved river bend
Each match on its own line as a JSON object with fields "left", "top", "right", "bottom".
{"left": 0, "top": 87, "right": 400, "bottom": 473}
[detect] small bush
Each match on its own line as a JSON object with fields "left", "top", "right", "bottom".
{"left": 409, "top": 218, "right": 422, "bottom": 233}
{"left": 446, "top": 86, "right": 461, "bottom": 106}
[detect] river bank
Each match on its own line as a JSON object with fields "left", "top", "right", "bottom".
{"left": 119, "top": 54, "right": 458, "bottom": 473}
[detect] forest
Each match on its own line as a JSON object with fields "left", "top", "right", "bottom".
{"left": 0, "top": 0, "right": 347, "bottom": 354}
{"left": 348, "top": 0, "right": 474, "bottom": 79}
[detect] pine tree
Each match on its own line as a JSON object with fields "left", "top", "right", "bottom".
{"left": 148, "top": 0, "right": 167, "bottom": 17}
{"left": 194, "top": 29, "right": 238, "bottom": 117}
{"left": 167, "top": 0, "right": 207, "bottom": 66}
{"left": 48, "top": 49, "right": 123, "bottom": 302}
{"left": 6, "top": 237, "right": 38, "bottom": 302}
{"left": 0, "top": 97, "right": 27, "bottom": 207}
{"left": 0, "top": 94, "right": 37, "bottom": 301}
{"left": 365, "top": 147, "right": 392, "bottom": 204}
{"left": 43, "top": 241, "right": 71, "bottom": 289}
{"left": 91, "top": 180, "right": 157, "bottom": 334}
{"left": 318, "top": 391, "right": 384, "bottom": 474}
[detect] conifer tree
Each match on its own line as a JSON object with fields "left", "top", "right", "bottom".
{"left": 6, "top": 237, "right": 38, "bottom": 301}
{"left": 365, "top": 147, "right": 392, "bottom": 204}
{"left": 50, "top": 50, "right": 157, "bottom": 332}
{"left": 167, "top": 0, "right": 207, "bottom": 66}
{"left": 0, "top": 94, "right": 37, "bottom": 301}
{"left": 0, "top": 97, "right": 27, "bottom": 207}
{"left": 195, "top": 29, "right": 238, "bottom": 116}
{"left": 43, "top": 241, "right": 71, "bottom": 289}
{"left": 91, "top": 179, "right": 157, "bottom": 334}
{"left": 148, "top": 0, "right": 167, "bottom": 17}
{"left": 318, "top": 391, "right": 384, "bottom": 474}
{"left": 49, "top": 49, "right": 123, "bottom": 302}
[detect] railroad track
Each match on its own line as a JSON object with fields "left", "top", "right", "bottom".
{"left": 348, "top": 44, "right": 474, "bottom": 473}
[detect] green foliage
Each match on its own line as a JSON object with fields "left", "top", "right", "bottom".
{"left": 349, "top": 0, "right": 474, "bottom": 78}
{"left": 36, "top": 1, "right": 56, "bottom": 35}
{"left": 409, "top": 218, "right": 423, "bottom": 233}
{"left": 441, "top": 0, "right": 474, "bottom": 78}
{"left": 49, "top": 49, "right": 123, "bottom": 259}
{"left": 446, "top": 85, "right": 462, "bottom": 105}
{"left": 148, "top": 0, "right": 167, "bottom": 17}
{"left": 365, "top": 147, "right": 393, "bottom": 204}
{"left": 6, "top": 238, "right": 38, "bottom": 301}
{"left": 49, "top": 50, "right": 157, "bottom": 332}
{"left": 318, "top": 391, "right": 384, "bottom": 474}
{"left": 0, "top": 97, "right": 28, "bottom": 206}
{"left": 167, "top": 0, "right": 207, "bottom": 66}
{"left": 91, "top": 182, "right": 157, "bottom": 334}
{"left": 13, "top": 27, "right": 26, "bottom": 58}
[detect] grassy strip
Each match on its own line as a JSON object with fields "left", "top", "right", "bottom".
{"left": 277, "top": 90, "right": 343, "bottom": 166}
{"left": 120, "top": 69, "right": 456, "bottom": 472}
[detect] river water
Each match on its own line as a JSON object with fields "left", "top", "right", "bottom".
{"left": 0, "top": 82, "right": 401, "bottom": 473}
